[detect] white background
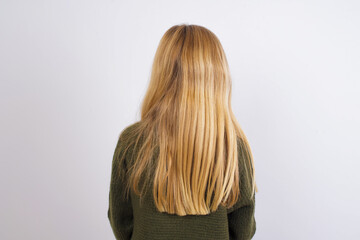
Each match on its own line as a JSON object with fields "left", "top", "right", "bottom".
{"left": 1, "top": 0, "right": 359, "bottom": 239}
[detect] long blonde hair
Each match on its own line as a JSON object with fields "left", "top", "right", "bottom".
{"left": 116, "top": 24, "right": 258, "bottom": 216}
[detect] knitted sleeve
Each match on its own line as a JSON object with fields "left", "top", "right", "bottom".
{"left": 107, "top": 133, "right": 134, "bottom": 240}
{"left": 227, "top": 139, "right": 256, "bottom": 240}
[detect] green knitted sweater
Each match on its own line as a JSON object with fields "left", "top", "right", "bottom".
{"left": 107, "top": 122, "right": 256, "bottom": 240}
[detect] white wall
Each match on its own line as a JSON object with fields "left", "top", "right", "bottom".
{"left": 1, "top": 0, "right": 359, "bottom": 239}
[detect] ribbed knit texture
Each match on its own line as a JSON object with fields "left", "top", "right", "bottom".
{"left": 107, "top": 122, "right": 256, "bottom": 240}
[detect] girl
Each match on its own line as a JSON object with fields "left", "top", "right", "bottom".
{"left": 108, "top": 24, "right": 258, "bottom": 240}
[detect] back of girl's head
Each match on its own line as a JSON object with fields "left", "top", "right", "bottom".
{"left": 141, "top": 24, "right": 232, "bottom": 120}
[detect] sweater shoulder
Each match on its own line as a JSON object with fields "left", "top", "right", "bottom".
{"left": 116, "top": 121, "right": 143, "bottom": 164}
{"left": 119, "top": 121, "right": 142, "bottom": 140}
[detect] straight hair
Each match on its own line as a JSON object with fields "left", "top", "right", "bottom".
{"left": 115, "top": 24, "right": 258, "bottom": 216}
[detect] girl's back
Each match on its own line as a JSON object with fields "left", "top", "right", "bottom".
{"left": 108, "top": 122, "right": 256, "bottom": 240}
